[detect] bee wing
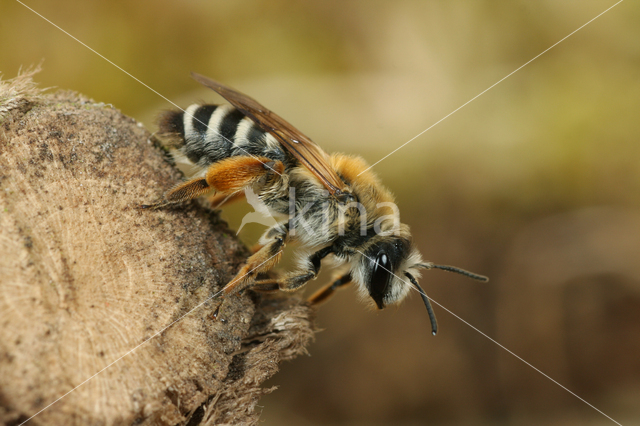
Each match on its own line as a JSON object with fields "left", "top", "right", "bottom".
{"left": 191, "top": 72, "right": 348, "bottom": 197}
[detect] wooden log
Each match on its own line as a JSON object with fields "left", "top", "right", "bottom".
{"left": 0, "top": 69, "right": 314, "bottom": 426}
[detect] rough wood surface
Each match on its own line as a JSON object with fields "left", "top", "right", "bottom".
{"left": 0, "top": 70, "right": 314, "bottom": 426}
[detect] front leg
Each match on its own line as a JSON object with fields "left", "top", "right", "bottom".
{"left": 251, "top": 246, "right": 334, "bottom": 293}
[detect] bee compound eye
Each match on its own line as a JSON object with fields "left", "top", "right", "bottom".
{"left": 369, "top": 252, "right": 392, "bottom": 308}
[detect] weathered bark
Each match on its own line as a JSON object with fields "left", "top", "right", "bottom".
{"left": 0, "top": 69, "right": 314, "bottom": 426}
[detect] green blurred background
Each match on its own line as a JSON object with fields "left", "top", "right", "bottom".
{"left": 3, "top": 1, "right": 639, "bottom": 424}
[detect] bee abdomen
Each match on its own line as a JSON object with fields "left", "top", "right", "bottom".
{"left": 158, "top": 104, "right": 287, "bottom": 168}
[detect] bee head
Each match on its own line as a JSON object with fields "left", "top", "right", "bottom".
{"left": 358, "top": 235, "right": 420, "bottom": 309}
{"left": 352, "top": 228, "right": 488, "bottom": 336}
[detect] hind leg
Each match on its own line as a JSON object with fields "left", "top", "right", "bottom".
{"left": 142, "top": 156, "right": 283, "bottom": 208}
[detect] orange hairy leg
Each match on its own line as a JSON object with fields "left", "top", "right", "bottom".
{"left": 204, "top": 156, "right": 284, "bottom": 194}
{"left": 220, "top": 225, "right": 289, "bottom": 296}
{"left": 249, "top": 242, "right": 264, "bottom": 254}
{"left": 224, "top": 245, "right": 336, "bottom": 298}
{"left": 143, "top": 156, "right": 283, "bottom": 208}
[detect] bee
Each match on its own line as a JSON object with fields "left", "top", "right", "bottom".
{"left": 148, "top": 72, "right": 487, "bottom": 335}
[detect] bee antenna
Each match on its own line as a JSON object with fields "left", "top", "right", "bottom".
{"left": 405, "top": 272, "right": 437, "bottom": 336}
{"left": 418, "top": 263, "right": 489, "bottom": 282}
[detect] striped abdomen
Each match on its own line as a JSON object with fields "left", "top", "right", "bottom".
{"left": 159, "top": 104, "right": 290, "bottom": 169}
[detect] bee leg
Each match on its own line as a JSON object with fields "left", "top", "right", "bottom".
{"left": 249, "top": 246, "right": 334, "bottom": 293}
{"left": 220, "top": 224, "right": 289, "bottom": 297}
{"left": 248, "top": 275, "right": 282, "bottom": 293}
{"left": 204, "top": 156, "right": 284, "bottom": 194}
{"left": 141, "top": 176, "right": 212, "bottom": 209}
{"left": 249, "top": 242, "right": 265, "bottom": 254}
{"left": 142, "top": 156, "right": 283, "bottom": 208}
{"left": 307, "top": 273, "right": 352, "bottom": 306}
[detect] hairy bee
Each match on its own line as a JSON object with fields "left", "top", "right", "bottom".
{"left": 148, "top": 73, "right": 487, "bottom": 335}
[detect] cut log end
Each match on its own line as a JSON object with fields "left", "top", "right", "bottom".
{"left": 0, "top": 69, "right": 315, "bottom": 426}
